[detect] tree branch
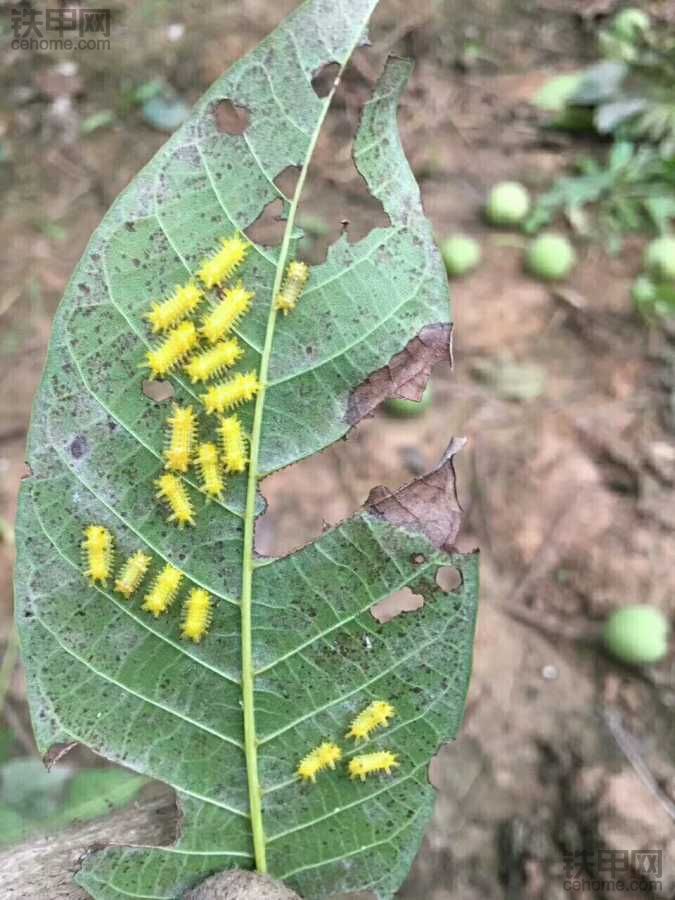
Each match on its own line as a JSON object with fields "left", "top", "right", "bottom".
{"left": 0, "top": 787, "right": 300, "bottom": 900}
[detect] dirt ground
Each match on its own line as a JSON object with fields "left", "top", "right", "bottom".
{"left": 1, "top": 1, "right": 674, "bottom": 898}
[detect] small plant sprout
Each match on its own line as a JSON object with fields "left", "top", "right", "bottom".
{"left": 526, "top": 232, "right": 576, "bottom": 281}
{"left": 486, "top": 181, "right": 530, "bottom": 226}
{"left": 643, "top": 236, "right": 675, "bottom": 282}
{"left": 441, "top": 234, "right": 481, "bottom": 277}
{"left": 603, "top": 604, "right": 670, "bottom": 666}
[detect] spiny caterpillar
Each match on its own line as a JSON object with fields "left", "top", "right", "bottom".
{"left": 82, "top": 525, "right": 114, "bottom": 586}
{"left": 195, "top": 442, "right": 225, "bottom": 499}
{"left": 145, "top": 282, "right": 202, "bottom": 333}
{"left": 145, "top": 321, "right": 198, "bottom": 379}
{"left": 348, "top": 750, "right": 399, "bottom": 781}
{"left": 200, "top": 283, "right": 254, "bottom": 344}
{"left": 114, "top": 550, "right": 152, "bottom": 599}
{"left": 164, "top": 404, "right": 197, "bottom": 473}
{"left": 142, "top": 564, "right": 183, "bottom": 617}
{"left": 275, "top": 260, "right": 310, "bottom": 315}
{"left": 198, "top": 234, "right": 249, "bottom": 290}
{"left": 183, "top": 338, "right": 243, "bottom": 383}
{"left": 218, "top": 414, "right": 248, "bottom": 474}
{"left": 155, "top": 474, "right": 195, "bottom": 527}
{"left": 201, "top": 371, "right": 260, "bottom": 415}
{"left": 346, "top": 700, "right": 395, "bottom": 742}
{"left": 181, "top": 588, "right": 213, "bottom": 642}
{"left": 297, "top": 742, "right": 343, "bottom": 783}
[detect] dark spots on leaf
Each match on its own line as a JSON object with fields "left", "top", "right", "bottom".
{"left": 142, "top": 379, "right": 174, "bottom": 403}
{"left": 69, "top": 435, "right": 88, "bottom": 460}
{"left": 131, "top": 258, "right": 141, "bottom": 268}
{"left": 125, "top": 221, "right": 136, "bottom": 232}
{"left": 78, "top": 283, "right": 91, "bottom": 296}
{"left": 213, "top": 99, "right": 250, "bottom": 135}
{"left": 311, "top": 61, "right": 340, "bottom": 98}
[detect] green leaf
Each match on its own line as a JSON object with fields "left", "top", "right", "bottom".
{"left": 0, "top": 760, "right": 146, "bottom": 847}
{"left": 14, "top": 1, "right": 479, "bottom": 898}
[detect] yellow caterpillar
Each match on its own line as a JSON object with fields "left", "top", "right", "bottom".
{"left": 201, "top": 371, "right": 260, "bottom": 415}
{"left": 183, "top": 338, "right": 243, "bottom": 383}
{"left": 142, "top": 564, "right": 183, "bottom": 617}
{"left": 82, "top": 525, "right": 114, "bottom": 586}
{"left": 275, "top": 260, "right": 310, "bottom": 315}
{"left": 145, "top": 321, "right": 198, "bottom": 379}
{"left": 346, "top": 700, "right": 395, "bottom": 742}
{"left": 145, "top": 282, "right": 202, "bottom": 333}
{"left": 155, "top": 473, "right": 195, "bottom": 527}
{"left": 164, "top": 404, "right": 197, "bottom": 473}
{"left": 218, "top": 414, "right": 248, "bottom": 474}
{"left": 181, "top": 588, "right": 213, "bottom": 642}
{"left": 200, "top": 283, "right": 254, "bottom": 343}
{"left": 195, "top": 442, "right": 225, "bottom": 499}
{"left": 348, "top": 751, "right": 399, "bottom": 781}
{"left": 114, "top": 550, "right": 152, "bottom": 599}
{"left": 197, "top": 235, "right": 249, "bottom": 290}
{"left": 297, "top": 742, "right": 342, "bottom": 783}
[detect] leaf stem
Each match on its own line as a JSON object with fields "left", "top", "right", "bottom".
{"left": 240, "top": 75, "right": 347, "bottom": 872}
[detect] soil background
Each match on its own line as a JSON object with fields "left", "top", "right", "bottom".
{"left": 0, "top": 1, "right": 674, "bottom": 898}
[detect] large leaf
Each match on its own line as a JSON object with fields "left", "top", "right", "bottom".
{"left": 14, "top": 1, "right": 479, "bottom": 897}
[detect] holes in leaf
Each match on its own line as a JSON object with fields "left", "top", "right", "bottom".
{"left": 69, "top": 435, "right": 88, "bottom": 460}
{"left": 21, "top": 462, "right": 33, "bottom": 480}
{"left": 213, "top": 99, "right": 250, "bottom": 135}
{"left": 435, "top": 566, "right": 462, "bottom": 593}
{"left": 244, "top": 198, "right": 285, "bottom": 246}
{"left": 411, "top": 553, "right": 426, "bottom": 566}
{"left": 312, "top": 61, "right": 340, "bottom": 98}
{"left": 142, "top": 380, "right": 174, "bottom": 403}
{"left": 371, "top": 587, "right": 424, "bottom": 624}
{"left": 274, "top": 165, "right": 300, "bottom": 198}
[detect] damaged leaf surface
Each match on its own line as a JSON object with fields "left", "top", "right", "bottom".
{"left": 14, "top": 1, "right": 478, "bottom": 898}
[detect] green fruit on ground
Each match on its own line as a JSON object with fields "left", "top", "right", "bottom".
{"left": 526, "top": 232, "right": 576, "bottom": 281}
{"left": 383, "top": 383, "right": 433, "bottom": 418}
{"left": 485, "top": 181, "right": 530, "bottom": 226}
{"left": 612, "top": 8, "right": 650, "bottom": 42}
{"left": 632, "top": 275, "right": 657, "bottom": 309}
{"left": 603, "top": 604, "right": 669, "bottom": 666}
{"left": 643, "top": 236, "right": 675, "bottom": 282}
{"left": 441, "top": 234, "right": 481, "bottom": 277}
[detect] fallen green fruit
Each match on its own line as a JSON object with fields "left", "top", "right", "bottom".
{"left": 441, "top": 234, "right": 481, "bottom": 277}
{"left": 611, "top": 7, "right": 650, "bottom": 42}
{"left": 526, "top": 232, "right": 576, "bottom": 281}
{"left": 384, "top": 383, "right": 433, "bottom": 418}
{"left": 603, "top": 605, "right": 669, "bottom": 666}
{"left": 643, "top": 236, "right": 675, "bottom": 282}
{"left": 486, "top": 181, "right": 530, "bottom": 226}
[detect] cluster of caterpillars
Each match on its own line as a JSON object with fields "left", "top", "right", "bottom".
{"left": 297, "top": 700, "right": 399, "bottom": 784}
{"left": 79, "top": 237, "right": 310, "bottom": 643}
{"left": 143, "top": 234, "right": 309, "bottom": 527}
{"left": 81, "top": 525, "right": 212, "bottom": 642}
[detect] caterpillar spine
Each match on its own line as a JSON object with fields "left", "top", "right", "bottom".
{"left": 275, "top": 260, "right": 309, "bottom": 315}
{"left": 183, "top": 338, "right": 243, "bottom": 383}
{"left": 348, "top": 751, "right": 399, "bottom": 781}
{"left": 145, "top": 321, "right": 198, "bottom": 379}
{"left": 195, "top": 442, "right": 225, "bottom": 499}
{"left": 346, "top": 700, "right": 396, "bottom": 742}
{"left": 142, "top": 564, "right": 182, "bottom": 617}
{"left": 82, "top": 525, "right": 114, "bottom": 586}
{"left": 200, "top": 283, "right": 254, "bottom": 343}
